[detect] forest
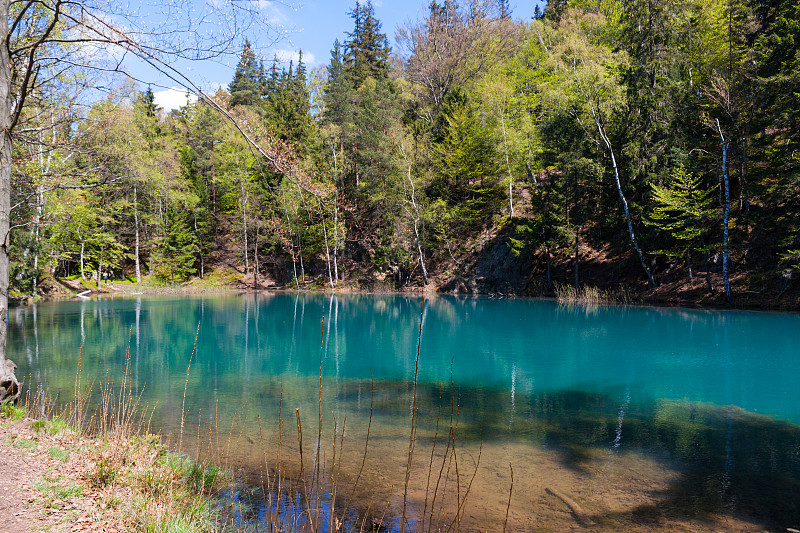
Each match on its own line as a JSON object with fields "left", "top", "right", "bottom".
{"left": 11, "top": 0, "right": 800, "bottom": 305}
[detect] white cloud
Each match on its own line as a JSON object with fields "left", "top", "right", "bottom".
{"left": 253, "top": 0, "right": 289, "bottom": 25}
{"left": 273, "top": 49, "right": 315, "bottom": 65}
{"left": 154, "top": 87, "right": 198, "bottom": 112}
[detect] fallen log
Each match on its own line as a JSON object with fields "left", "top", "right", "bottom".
{"left": 546, "top": 487, "right": 597, "bottom": 527}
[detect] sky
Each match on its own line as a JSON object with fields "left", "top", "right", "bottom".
{"left": 146, "top": 0, "right": 544, "bottom": 111}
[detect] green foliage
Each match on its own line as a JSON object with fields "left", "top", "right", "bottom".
{"left": 0, "top": 402, "right": 25, "bottom": 421}
{"left": 647, "top": 167, "right": 718, "bottom": 259}
{"left": 152, "top": 206, "right": 200, "bottom": 283}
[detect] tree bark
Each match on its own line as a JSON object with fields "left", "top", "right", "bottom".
{"left": 0, "top": 0, "right": 20, "bottom": 402}
{"left": 79, "top": 229, "right": 86, "bottom": 281}
{"left": 717, "top": 119, "right": 732, "bottom": 301}
{"left": 134, "top": 185, "right": 141, "bottom": 284}
{"left": 498, "top": 105, "right": 514, "bottom": 217}
{"left": 253, "top": 223, "right": 260, "bottom": 289}
{"left": 241, "top": 178, "right": 249, "bottom": 275}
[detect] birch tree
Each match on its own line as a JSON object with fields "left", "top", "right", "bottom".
{"left": 543, "top": 10, "right": 657, "bottom": 287}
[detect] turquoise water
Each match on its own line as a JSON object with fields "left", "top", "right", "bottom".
{"left": 10, "top": 293, "right": 800, "bottom": 530}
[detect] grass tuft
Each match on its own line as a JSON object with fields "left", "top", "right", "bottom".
{"left": 1, "top": 402, "right": 25, "bottom": 422}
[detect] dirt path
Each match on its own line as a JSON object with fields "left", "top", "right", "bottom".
{"left": 0, "top": 414, "right": 124, "bottom": 533}
{"left": 0, "top": 428, "right": 46, "bottom": 531}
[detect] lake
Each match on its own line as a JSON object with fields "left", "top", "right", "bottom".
{"left": 10, "top": 293, "right": 800, "bottom": 531}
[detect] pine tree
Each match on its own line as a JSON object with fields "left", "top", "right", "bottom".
{"left": 229, "top": 39, "right": 261, "bottom": 107}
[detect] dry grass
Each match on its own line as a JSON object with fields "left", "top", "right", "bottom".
{"left": 554, "top": 283, "right": 635, "bottom": 306}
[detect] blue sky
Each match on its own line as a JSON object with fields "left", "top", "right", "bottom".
{"left": 144, "top": 0, "right": 543, "bottom": 110}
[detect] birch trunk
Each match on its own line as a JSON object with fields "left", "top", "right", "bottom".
{"left": 79, "top": 228, "right": 86, "bottom": 281}
{"left": 322, "top": 212, "right": 335, "bottom": 289}
{"left": 331, "top": 146, "right": 340, "bottom": 284}
{"left": 498, "top": 105, "right": 514, "bottom": 217}
{"left": 574, "top": 228, "right": 580, "bottom": 290}
{"left": 241, "top": 179, "right": 249, "bottom": 275}
{"left": 194, "top": 213, "right": 203, "bottom": 279}
{"left": 332, "top": 202, "right": 339, "bottom": 284}
{"left": 402, "top": 151, "right": 428, "bottom": 284}
{"left": 717, "top": 119, "right": 732, "bottom": 301}
{"left": 253, "top": 224, "right": 260, "bottom": 289}
{"left": 594, "top": 118, "right": 656, "bottom": 287}
{"left": 298, "top": 233, "right": 305, "bottom": 284}
{"left": 134, "top": 185, "right": 141, "bottom": 284}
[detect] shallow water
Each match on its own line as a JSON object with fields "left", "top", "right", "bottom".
{"left": 10, "top": 293, "right": 800, "bottom": 530}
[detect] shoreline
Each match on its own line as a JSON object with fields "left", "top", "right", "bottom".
{"left": 19, "top": 272, "right": 800, "bottom": 314}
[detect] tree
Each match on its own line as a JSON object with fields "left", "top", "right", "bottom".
{"left": 230, "top": 40, "right": 263, "bottom": 107}
{"left": 647, "top": 167, "right": 718, "bottom": 290}
{"left": 397, "top": 0, "right": 517, "bottom": 116}
{"left": 152, "top": 204, "right": 200, "bottom": 283}
{"left": 344, "top": 0, "right": 391, "bottom": 87}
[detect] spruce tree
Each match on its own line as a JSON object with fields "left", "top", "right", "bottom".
{"left": 344, "top": 1, "right": 391, "bottom": 87}
{"left": 139, "top": 86, "right": 160, "bottom": 118}
{"left": 229, "top": 39, "right": 261, "bottom": 107}
{"left": 646, "top": 167, "right": 718, "bottom": 286}
{"left": 498, "top": 0, "right": 511, "bottom": 19}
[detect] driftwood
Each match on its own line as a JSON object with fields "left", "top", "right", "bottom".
{"left": 0, "top": 358, "right": 21, "bottom": 403}
{"left": 546, "top": 487, "right": 597, "bottom": 527}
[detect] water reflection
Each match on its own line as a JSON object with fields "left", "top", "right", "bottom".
{"left": 9, "top": 294, "right": 800, "bottom": 530}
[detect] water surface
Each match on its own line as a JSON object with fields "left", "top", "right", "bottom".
{"left": 11, "top": 293, "right": 800, "bottom": 530}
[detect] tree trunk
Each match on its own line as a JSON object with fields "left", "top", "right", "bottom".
{"left": 322, "top": 212, "right": 335, "bottom": 289}
{"left": 241, "top": 179, "right": 249, "bottom": 275}
{"left": 574, "top": 227, "right": 580, "bottom": 290}
{"left": 79, "top": 231, "right": 86, "bottom": 281}
{"left": 608, "top": 145, "right": 655, "bottom": 287}
{"left": 587, "top": 100, "right": 656, "bottom": 287}
{"left": 253, "top": 223, "right": 260, "bottom": 289}
{"left": 717, "top": 119, "right": 732, "bottom": 301}
{"left": 134, "top": 185, "right": 141, "bottom": 284}
{"left": 499, "top": 105, "right": 514, "bottom": 217}
{"left": 298, "top": 233, "right": 305, "bottom": 284}
{"left": 0, "top": 106, "right": 19, "bottom": 402}
{"left": 545, "top": 245, "right": 552, "bottom": 291}
{"left": 405, "top": 161, "right": 428, "bottom": 285}
{"left": 0, "top": 0, "right": 19, "bottom": 401}
{"left": 332, "top": 199, "right": 339, "bottom": 284}
{"left": 701, "top": 234, "right": 713, "bottom": 294}
{"left": 194, "top": 212, "right": 203, "bottom": 279}
{"left": 331, "top": 149, "right": 340, "bottom": 285}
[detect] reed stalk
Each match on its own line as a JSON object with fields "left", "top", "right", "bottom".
{"left": 401, "top": 297, "right": 426, "bottom": 533}
{"left": 178, "top": 322, "right": 200, "bottom": 451}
